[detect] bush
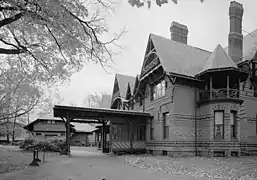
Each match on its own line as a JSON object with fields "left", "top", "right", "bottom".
{"left": 19, "top": 138, "right": 36, "bottom": 149}
{"left": 19, "top": 138, "right": 66, "bottom": 152}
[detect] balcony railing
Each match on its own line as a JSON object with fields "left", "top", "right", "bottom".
{"left": 199, "top": 88, "right": 240, "bottom": 102}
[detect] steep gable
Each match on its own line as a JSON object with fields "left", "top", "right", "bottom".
{"left": 133, "top": 75, "right": 139, "bottom": 96}
{"left": 140, "top": 35, "right": 161, "bottom": 78}
{"left": 125, "top": 83, "right": 131, "bottom": 100}
{"left": 111, "top": 77, "right": 120, "bottom": 103}
{"left": 149, "top": 33, "right": 211, "bottom": 77}
{"left": 115, "top": 73, "right": 136, "bottom": 98}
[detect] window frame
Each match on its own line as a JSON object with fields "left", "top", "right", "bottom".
{"left": 150, "top": 119, "right": 154, "bottom": 140}
{"left": 230, "top": 111, "right": 237, "bottom": 139}
{"left": 255, "top": 114, "right": 257, "bottom": 136}
{"left": 214, "top": 110, "right": 224, "bottom": 140}
{"left": 163, "top": 113, "right": 169, "bottom": 140}
{"left": 151, "top": 79, "right": 166, "bottom": 101}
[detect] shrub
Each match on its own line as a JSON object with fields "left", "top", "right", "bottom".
{"left": 19, "top": 138, "right": 66, "bottom": 152}
{"left": 19, "top": 138, "right": 37, "bottom": 149}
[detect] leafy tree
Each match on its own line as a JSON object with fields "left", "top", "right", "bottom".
{"left": 0, "top": 0, "right": 124, "bottom": 85}
{"left": 128, "top": 0, "right": 204, "bottom": 8}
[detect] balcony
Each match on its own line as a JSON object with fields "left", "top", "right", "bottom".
{"left": 199, "top": 88, "right": 241, "bottom": 103}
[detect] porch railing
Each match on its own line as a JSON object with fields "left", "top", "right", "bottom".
{"left": 199, "top": 88, "right": 240, "bottom": 101}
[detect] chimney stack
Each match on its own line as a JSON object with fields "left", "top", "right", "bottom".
{"left": 170, "top": 21, "right": 188, "bottom": 44}
{"left": 228, "top": 1, "right": 244, "bottom": 63}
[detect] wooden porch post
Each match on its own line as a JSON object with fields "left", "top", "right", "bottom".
{"left": 65, "top": 114, "right": 71, "bottom": 155}
{"left": 210, "top": 76, "right": 213, "bottom": 99}
{"left": 94, "top": 132, "right": 97, "bottom": 146}
{"left": 227, "top": 75, "right": 230, "bottom": 98}
{"left": 109, "top": 120, "right": 113, "bottom": 153}
{"left": 238, "top": 78, "right": 240, "bottom": 97}
{"left": 102, "top": 122, "right": 106, "bottom": 153}
{"left": 128, "top": 120, "right": 133, "bottom": 152}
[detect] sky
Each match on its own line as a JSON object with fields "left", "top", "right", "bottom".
{"left": 57, "top": 0, "right": 257, "bottom": 107}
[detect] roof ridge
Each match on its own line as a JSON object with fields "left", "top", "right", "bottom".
{"left": 150, "top": 33, "right": 211, "bottom": 53}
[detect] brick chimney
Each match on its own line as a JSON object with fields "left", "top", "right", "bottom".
{"left": 170, "top": 21, "right": 188, "bottom": 44}
{"left": 228, "top": 1, "right": 244, "bottom": 63}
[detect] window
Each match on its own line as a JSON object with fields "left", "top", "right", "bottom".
{"left": 151, "top": 80, "right": 166, "bottom": 100}
{"left": 255, "top": 114, "right": 257, "bottom": 136}
{"left": 150, "top": 119, "right": 154, "bottom": 140}
{"left": 137, "top": 126, "right": 146, "bottom": 140}
{"left": 163, "top": 113, "right": 169, "bottom": 139}
{"left": 214, "top": 111, "right": 224, "bottom": 139}
{"left": 230, "top": 111, "right": 237, "bottom": 139}
{"left": 35, "top": 132, "right": 42, "bottom": 136}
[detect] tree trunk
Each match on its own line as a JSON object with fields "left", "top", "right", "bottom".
{"left": 12, "top": 116, "right": 17, "bottom": 143}
{"left": 6, "top": 118, "right": 10, "bottom": 143}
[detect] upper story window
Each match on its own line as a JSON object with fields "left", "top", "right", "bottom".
{"left": 151, "top": 80, "right": 166, "bottom": 100}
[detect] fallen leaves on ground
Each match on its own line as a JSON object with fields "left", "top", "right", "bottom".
{"left": 124, "top": 155, "right": 257, "bottom": 180}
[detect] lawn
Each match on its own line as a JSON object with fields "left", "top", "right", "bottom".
{"left": 124, "top": 154, "right": 257, "bottom": 180}
{"left": 0, "top": 145, "right": 33, "bottom": 174}
{"left": 0, "top": 145, "right": 59, "bottom": 174}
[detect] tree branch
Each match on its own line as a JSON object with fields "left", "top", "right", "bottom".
{"left": 0, "top": 12, "right": 25, "bottom": 28}
{"left": 0, "top": 48, "right": 26, "bottom": 54}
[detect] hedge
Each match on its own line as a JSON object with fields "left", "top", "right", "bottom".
{"left": 19, "top": 138, "right": 66, "bottom": 152}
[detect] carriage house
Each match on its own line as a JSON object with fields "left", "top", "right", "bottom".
{"left": 109, "top": 1, "right": 257, "bottom": 156}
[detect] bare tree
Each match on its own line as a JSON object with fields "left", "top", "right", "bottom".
{"left": 36, "top": 88, "right": 64, "bottom": 118}
{"left": 0, "top": 0, "right": 125, "bottom": 85}
{"left": 128, "top": 0, "right": 204, "bottom": 8}
{"left": 0, "top": 64, "right": 42, "bottom": 122}
{"left": 82, "top": 92, "right": 111, "bottom": 108}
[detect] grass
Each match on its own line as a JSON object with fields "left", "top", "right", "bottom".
{"left": 124, "top": 154, "right": 257, "bottom": 180}
{"left": 0, "top": 145, "right": 33, "bottom": 174}
{"left": 0, "top": 145, "right": 60, "bottom": 174}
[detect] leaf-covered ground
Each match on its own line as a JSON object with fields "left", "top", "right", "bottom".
{"left": 124, "top": 154, "right": 257, "bottom": 180}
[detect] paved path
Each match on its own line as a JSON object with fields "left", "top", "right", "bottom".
{"left": 2, "top": 147, "right": 197, "bottom": 180}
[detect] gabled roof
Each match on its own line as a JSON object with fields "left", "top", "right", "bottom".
{"left": 198, "top": 44, "right": 237, "bottom": 75}
{"left": 24, "top": 118, "right": 75, "bottom": 130}
{"left": 225, "top": 29, "right": 257, "bottom": 62}
{"left": 115, "top": 73, "right": 136, "bottom": 98}
{"left": 149, "top": 33, "right": 211, "bottom": 77}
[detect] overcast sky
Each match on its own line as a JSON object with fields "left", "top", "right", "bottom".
{"left": 57, "top": 0, "right": 257, "bottom": 106}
